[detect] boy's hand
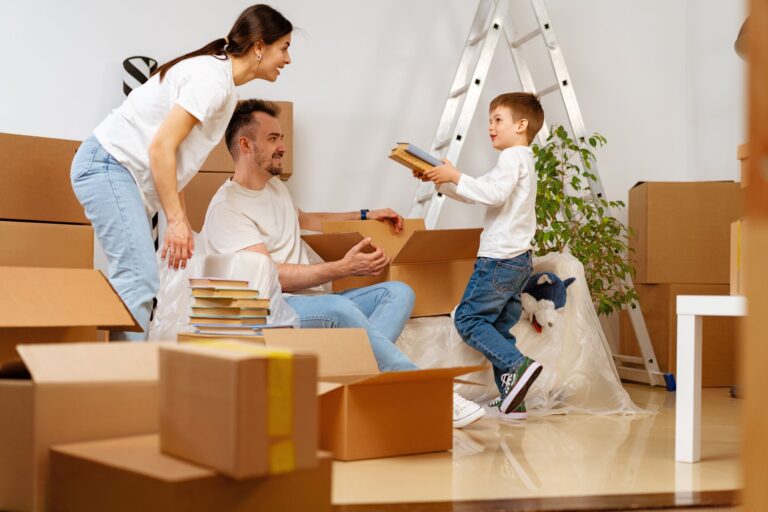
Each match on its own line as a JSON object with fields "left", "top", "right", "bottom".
{"left": 425, "top": 159, "right": 461, "bottom": 185}
{"left": 412, "top": 169, "right": 431, "bottom": 182}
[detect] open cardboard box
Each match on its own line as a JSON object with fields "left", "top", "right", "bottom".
{"left": 302, "top": 219, "right": 481, "bottom": 317}
{"left": 0, "top": 342, "right": 159, "bottom": 512}
{"left": 0, "top": 220, "right": 94, "bottom": 269}
{"left": 258, "top": 328, "right": 483, "bottom": 461}
{"left": 0, "top": 267, "right": 139, "bottom": 367}
{"left": 50, "top": 435, "right": 332, "bottom": 512}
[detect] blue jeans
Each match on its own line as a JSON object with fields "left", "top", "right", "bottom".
{"left": 70, "top": 135, "right": 158, "bottom": 341}
{"left": 454, "top": 253, "right": 533, "bottom": 392}
{"left": 286, "top": 282, "right": 418, "bottom": 371}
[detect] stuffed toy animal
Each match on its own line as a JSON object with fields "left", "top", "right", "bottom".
{"left": 521, "top": 272, "right": 576, "bottom": 333}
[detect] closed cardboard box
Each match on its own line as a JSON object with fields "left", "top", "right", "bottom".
{"left": 0, "top": 267, "right": 139, "bottom": 367}
{"left": 730, "top": 219, "right": 746, "bottom": 295}
{"left": 261, "top": 328, "right": 480, "bottom": 461}
{"left": 183, "top": 171, "right": 232, "bottom": 232}
{"left": 50, "top": 435, "right": 332, "bottom": 512}
{"left": 303, "top": 219, "right": 481, "bottom": 317}
{"left": 0, "top": 343, "right": 159, "bottom": 512}
{"left": 0, "top": 220, "right": 93, "bottom": 268}
{"left": 0, "top": 133, "right": 88, "bottom": 224}
{"left": 200, "top": 101, "right": 293, "bottom": 181}
{"left": 619, "top": 283, "right": 737, "bottom": 387}
{"left": 159, "top": 342, "right": 318, "bottom": 479}
{"left": 628, "top": 182, "right": 742, "bottom": 284}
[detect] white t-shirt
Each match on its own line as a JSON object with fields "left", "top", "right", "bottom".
{"left": 202, "top": 178, "right": 327, "bottom": 294}
{"left": 438, "top": 146, "right": 537, "bottom": 259}
{"left": 94, "top": 55, "right": 239, "bottom": 214}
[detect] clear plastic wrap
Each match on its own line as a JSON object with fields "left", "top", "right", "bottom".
{"left": 396, "top": 252, "right": 645, "bottom": 416}
{"left": 148, "top": 232, "right": 299, "bottom": 341}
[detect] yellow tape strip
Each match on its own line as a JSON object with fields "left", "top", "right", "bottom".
{"left": 192, "top": 340, "right": 295, "bottom": 474}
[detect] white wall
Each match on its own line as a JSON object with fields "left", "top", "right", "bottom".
{"left": 0, "top": 0, "right": 745, "bottom": 259}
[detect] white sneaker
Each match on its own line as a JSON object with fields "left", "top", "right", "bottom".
{"left": 453, "top": 393, "right": 485, "bottom": 429}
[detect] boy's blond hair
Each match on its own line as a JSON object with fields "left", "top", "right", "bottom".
{"left": 490, "top": 92, "right": 544, "bottom": 144}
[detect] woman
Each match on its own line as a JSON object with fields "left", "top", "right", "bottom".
{"left": 71, "top": 4, "right": 292, "bottom": 341}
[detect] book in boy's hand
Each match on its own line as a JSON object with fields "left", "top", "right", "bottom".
{"left": 389, "top": 143, "right": 442, "bottom": 175}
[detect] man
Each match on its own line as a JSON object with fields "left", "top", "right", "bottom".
{"left": 201, "top": 99, "right": 485, "bottom": 428}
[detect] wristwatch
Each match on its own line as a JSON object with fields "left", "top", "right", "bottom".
{"left": 360, "top": 209, "right": 370, "bottom": 220}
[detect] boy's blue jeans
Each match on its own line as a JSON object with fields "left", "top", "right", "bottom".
{"left": 454, "top": 252, "right": 533, "bottom": 393}
{"left": 70, "top": 135, "right": 158, "bottom": 341}
{"left": 286, "top": 281, "right": 419, "bottom": 372}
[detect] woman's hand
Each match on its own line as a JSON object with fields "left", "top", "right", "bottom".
{"left": 162, "top": 216, "right": 194, "bottom": 270}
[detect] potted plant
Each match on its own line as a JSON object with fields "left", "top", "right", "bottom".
{"left": 532, "top": 125, "right": 637, "bottom": 316}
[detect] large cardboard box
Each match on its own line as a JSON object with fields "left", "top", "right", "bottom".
{"left": 183, "top": 171, "right": 232, "bottom": 232}
{"left": 0, "top": 343, "right": 159, "bottom": 512}
{"left": 0, "top": 267, "right": 139, "bottom": 367}
{"left": 0, "top": 220, "right": 93, "bottom": 268}
{"left": 302, "top": 219, "right": 482, "bottom": 317}
{"left": 261, "top": 328, "right": 480, "bottom": 461}
{"left": 628, "top": 181, "right": 742, "bottom": 284}
{"left": 50, "top": 435, "right": 332, "bottom": 512}
{"left": 730, "top": 219, "right": 746, "bottom": 295}
{"left": 200, "top": 100, "right": 293, "bottom": 181}
{"left": 159, "top": 342, "right": 318, "bottom": 479}
{"left": 0, "top": 132, "right": 88, "bottom": 224}
{"left": 619, "top": 284, "right": 737, "bottom": 387}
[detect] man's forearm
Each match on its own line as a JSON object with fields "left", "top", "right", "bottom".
{"left": 278, "top": 259, "right": 347, "bottom": 292}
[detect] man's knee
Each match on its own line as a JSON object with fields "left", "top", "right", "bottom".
{"left": 322, "top": 295, "right": 365, "bottom": 326}
{"left": 381, "top": 281, "right": 415, "bottom": 310}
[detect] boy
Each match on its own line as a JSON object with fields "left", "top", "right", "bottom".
{"left": 420, "top": 92, "right": 544, "bottom": 420}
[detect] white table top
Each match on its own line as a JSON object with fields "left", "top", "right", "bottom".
{"left": 676, "top": 295, "right": 747, "bottom": 317}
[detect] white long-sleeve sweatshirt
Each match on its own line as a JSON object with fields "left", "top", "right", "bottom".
{"left": 438, "top": 146, "right": 537, "bottom": 259}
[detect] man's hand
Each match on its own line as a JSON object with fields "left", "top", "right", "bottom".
{"left": 424, "top": 159, "right": 461, "bottom": 185}
{"left": 340, "top": 237, "right": 389, "bottom": 276}
{"left": 367, "top": 208, "right": 404, "bottom": 232}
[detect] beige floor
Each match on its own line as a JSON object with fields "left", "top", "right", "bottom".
{"left": 332, "top": 384, "right": 742, "bottom": 504}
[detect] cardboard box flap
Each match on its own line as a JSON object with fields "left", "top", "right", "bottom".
{"left": 321, "top": 219, "right": 426, "bottom": 259}
{"left": 301, "top": 233, "right": 367, "bottom": 263}
{"left": 0, "top": 267, "right": 139, "bottom": 330}
{"left": 392, "top": 229, "right": 482, "bottom": 264}
{"left": 16, "top": 342, "right": 158, "bottom": 384}
{"left": 262, "top": 328, "right": 379, "bottom": 376}
{"left": 337, "top": 366, "right": 484, "bottom": 386}
{"left": 317, "top": 381, "right": 344, "bottom": 395}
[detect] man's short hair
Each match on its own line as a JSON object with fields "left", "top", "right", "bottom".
{"left": 225, "top": 99, "right": 281, "bottom": 157}
{"left": 489, "top": 92, "right": 544, "bottom": 144}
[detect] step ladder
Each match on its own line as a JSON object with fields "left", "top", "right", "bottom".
{"left": 408, "top": 0, "right": 668, "bottom": 387}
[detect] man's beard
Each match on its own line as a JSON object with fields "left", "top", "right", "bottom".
{"left": 263, "top": 151, "right": 283, "bottom": 176}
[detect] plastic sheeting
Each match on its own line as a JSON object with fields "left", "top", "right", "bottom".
{"left": 148, "top": 232, "right": 299, "bottom": 341}
{"left": 396, "top": 252, "right": 644, "bottom": 416}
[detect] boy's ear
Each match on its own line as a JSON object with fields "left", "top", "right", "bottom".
{"left": 516, "top": 118, "right": 529, "bottom": 134}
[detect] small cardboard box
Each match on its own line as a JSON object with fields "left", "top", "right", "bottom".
{"left": 159, "top": 342, "right": 318, "bottom": 479}
{"left": 50, "top": 435, "right": 332, "bottom": 512}
{"left": 261, "top": 328, "right": 481, "bottom": 461}
{"left": 0, "top": 132, "right": 88, "bottom": 224}
{"left": 183, "top": 171, "right": 232, "bottom": 232}
{"left": 628, "top": 181, "right": 742, "bottom": 284}
{"left": 619, "top": 284, "right": 738, "bottom": 387}
{"left": 0, "top": 220, "right": 93, "bottom": 268}
{"left": 0, "top": 267, "right": 140, "bottom": 367}
{"left": 0, "top": 343, "right": 159, "bottom": 512}
{"left": 200, "top": 101, "right": 293, "bottom": 181}
{"left": 737, "top": 143, "right": 749, "bottom": 188}
{"left": 302, "top": 219, "right": 481, "bottom": 317}
{"left": 730, "top": 219, "right": 746, "bottom": 295}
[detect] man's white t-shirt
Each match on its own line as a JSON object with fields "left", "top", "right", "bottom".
{"left": 94, "top": 55, "right": 238, "bottom": 214}
{"left": 202, "top": 178, "right": 327, "bottom": 294}
{"left": 438, "top": 146, "right": 537, "bottom": 259}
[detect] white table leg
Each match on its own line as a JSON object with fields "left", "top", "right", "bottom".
{"left": 676, "top": 314, "right": 703, "bottom": 463}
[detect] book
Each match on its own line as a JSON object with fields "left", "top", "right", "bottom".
{"left": 192, "top": 323, "right": 295, "bottom": 336}
{"left": 389, "top": 143, "right": 442, "bottom": 175}
{"left": 177, "top": 332, "right": 266, "bottom": 343}
{"left": 188, "top": 277, "right": 250, "bottom": 288}
{"left": 191, "top": 287, "right": 260, "bottom": 299}
{"left": 193, "top": 297, "right": 270, "bottom": 308}
{"left": 189, "top": 315, "right": 268, "bottom": 325}
{"left": 191, "top": 306, "right": 270, "bottom": 317}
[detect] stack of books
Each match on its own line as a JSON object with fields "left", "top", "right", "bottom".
{"left": 178, "top": 277, "right": 287, "bottom": 342}
{"left": 388, "top": 142, "right": 442, "bottom": 176}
